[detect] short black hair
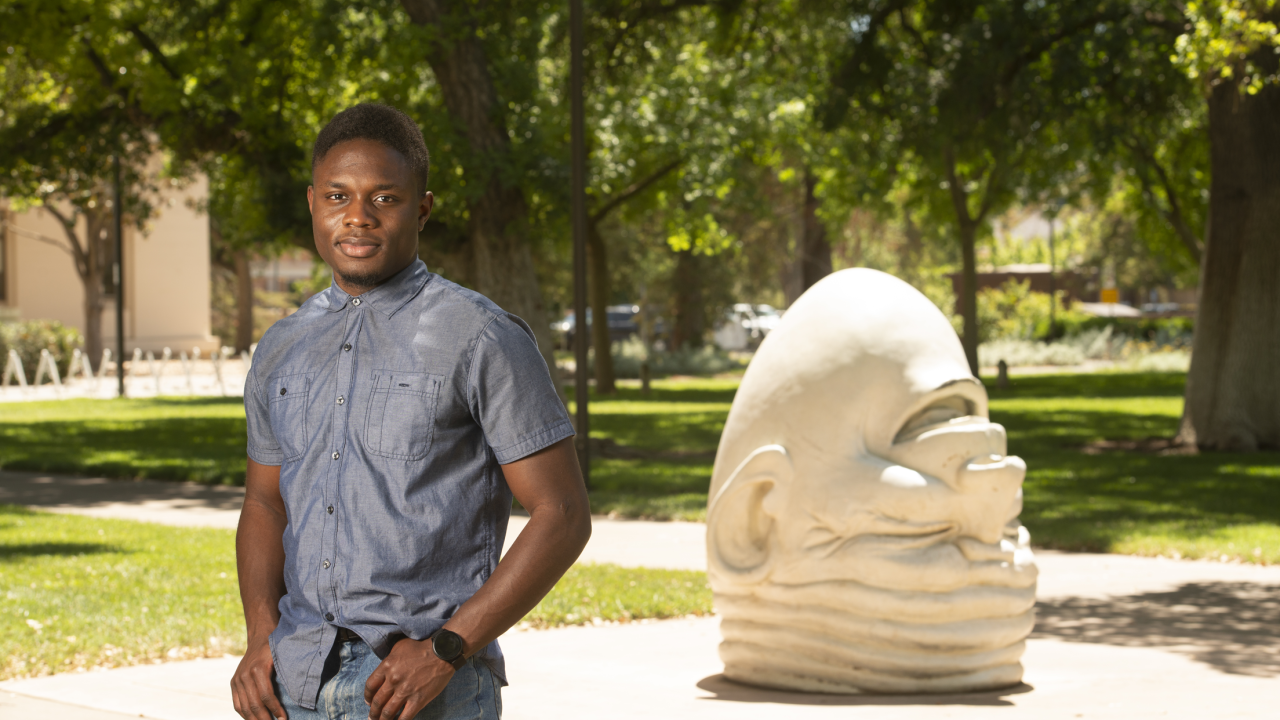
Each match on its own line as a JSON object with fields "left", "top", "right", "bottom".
{"left": 312, "top": 103, "right": 430, "bottom": 194}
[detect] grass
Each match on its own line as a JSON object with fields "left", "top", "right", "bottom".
{"left": 2, "top": 372, "right": 1279, "bottom": 562}
{"left": 988, "top": 372, "right": 1280, "bottom": 564}
{"left": 0, "top": 505, "right": 711, "bottom": 680}
{"left": 0, "top": 398, "right": 247, "bottom": 484}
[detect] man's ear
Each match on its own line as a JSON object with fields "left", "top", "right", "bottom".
{"left": 707, "top": 445, "right": 791, "bottom": 586}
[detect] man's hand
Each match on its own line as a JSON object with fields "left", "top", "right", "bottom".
{"left": 231, "top": 636, "right": 287, "bottom": 720}
{"left": 364, "top": 637, "right": 456, "bottom": 720}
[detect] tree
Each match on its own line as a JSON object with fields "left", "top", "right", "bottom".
{"left": 1173, "top": 0, "right": 1280, "bottom": 450}
{"left": 821, "top": 0, "right": 1140, "bottom": 372}
{"left": 0, "top": 11, "right": 167, "bottom": 365}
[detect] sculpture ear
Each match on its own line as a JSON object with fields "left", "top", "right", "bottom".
{"left": 707, "top": 445, "right": 792, "bottom": 585}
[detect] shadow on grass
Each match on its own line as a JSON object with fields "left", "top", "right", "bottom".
{"left": 1033, "top": 581, "right": 1280, "bottom": 677}
{"left": 0, "top": 414, "right": 247, "bottom": 484}
{"left": 0, "top": 542, "right": 122, "bottom": 559}
{"left": 694, "top": 675, "right": 1031, "bottom": 706}
{"left": 984, "top": 371, "right": 1187, "bottom": 399}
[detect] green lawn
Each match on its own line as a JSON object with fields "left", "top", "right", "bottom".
{"left": 0, "top": 505, "right": 711, "bottom": 680}
{"left": 2, "top": 372, "right": 1279, "bottom": 563}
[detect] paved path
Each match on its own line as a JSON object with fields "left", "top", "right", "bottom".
{"left": 2, "top": 471, "right": 1279, "bottom": 718}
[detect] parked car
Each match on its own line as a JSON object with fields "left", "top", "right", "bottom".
{"left": 552, "top": 304, "right": 662, "bottom": 351}
{"left": 713, "top": 303, "right": 783, "bottom": 351}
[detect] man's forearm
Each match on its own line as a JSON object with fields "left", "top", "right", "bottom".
{"left": 442, "top": 498, "right": 591, "bottom": 653}
{"left": 236, "top": 497, "right": 288, "bottom": 642}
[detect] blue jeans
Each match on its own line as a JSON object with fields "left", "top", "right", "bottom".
{"left": 275, "top": 638, "right": 502, "bottom": 719}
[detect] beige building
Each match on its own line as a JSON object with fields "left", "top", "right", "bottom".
{"left": 0, "top": 176, "right": 218, "bottom": 356}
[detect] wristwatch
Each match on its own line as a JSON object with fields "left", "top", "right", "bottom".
{"left": 430, "top": 628, "right": 467, "bottom": 670}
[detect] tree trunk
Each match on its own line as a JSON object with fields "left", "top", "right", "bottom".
{"left": 400, "top": 0, "right": 561, "bottom": 396}
{"left": 671, "top": 249, "right": 704, "bottom": 350}
{"left": 798, "top": 169, "right": 832, "bottom": 293}
{"left": 587, "top": 220, "right": 616, "bottom": 394}
{"left": 83, "top": 211, "right": 111, "bottom": 367}
{"left": 959, "top": 222, "right": 979, "bottom": 375}
{"left": 234, "top": 250, "right": 255, "bottom": 352}
{"left": 1180, "top": 74, "right": 1280, "bottom": 451}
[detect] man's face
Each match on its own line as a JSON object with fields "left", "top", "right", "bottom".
{"left": 308, "top": 138, "right": 433, "bottom": 294}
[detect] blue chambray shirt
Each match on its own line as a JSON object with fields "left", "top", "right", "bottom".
{"left": 243, "top": 259, "right": 573, "bottom": 710}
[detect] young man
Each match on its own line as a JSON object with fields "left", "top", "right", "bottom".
{"left": 231, "top": 104, "right": 590, "bottom": 720}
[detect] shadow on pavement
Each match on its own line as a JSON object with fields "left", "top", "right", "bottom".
{"left": 694, "top": 675, "right": 1031, "bottom": 706}
{"left": 1032, "top": 581, "right": 1280, "bottom": 677}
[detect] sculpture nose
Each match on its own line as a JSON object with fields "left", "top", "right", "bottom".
{"left": 956, "top": 455, "right": 1026, "bottom": 543}
{"left": 883, "top": 420, "right": 1008, "bottom": 492}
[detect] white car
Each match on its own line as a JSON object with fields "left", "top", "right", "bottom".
{"left": 713, "top": 304, "right": 783, "bottom": 351}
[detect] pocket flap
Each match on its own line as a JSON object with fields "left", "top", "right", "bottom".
{"left": 372, "top": 370, "right": 438, "bottom": 395}
{"left": 268, "top": 372, "right": 312, "bottom": 401}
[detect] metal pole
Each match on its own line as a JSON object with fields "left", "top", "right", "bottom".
{"left": 113, "top": 154, "right": 126, "bottom": 398}
{"left": 1047, "top": 207, "right": 1056, "bottom": 337}
{"left": 570, "top": 0, "right": 590, "bottom": 487}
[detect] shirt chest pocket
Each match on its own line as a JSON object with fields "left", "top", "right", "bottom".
{"left": 365, "top": 371, "right": 443, "bottom": 461}
{"left": 267, "top": 372, "right": 314, "bottom": 462}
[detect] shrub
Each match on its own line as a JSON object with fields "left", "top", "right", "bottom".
{"left": 591, "top": 337, "right": 741, "bottom": 378}
{"left": 976, "top": 280, "right": 1092, "bottom": 342}
{"left": 0, "top": 320, "right": 83, "bottom": 384}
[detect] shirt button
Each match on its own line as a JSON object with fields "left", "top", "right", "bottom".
{"left": 343, "top": 343, "right": 352, "bottom": 352}
{"left": 336, "top": 396, "right": 345, "bottom": 405}
{"left": 352, "top": 298, "right": 361, "bottom": 306}
{"left": 332, "top": 451, "right": 340, "bottom": 460}
{"left": 327, "top": 505, "right": 334, "bottom": 514}
{"left": 322, "top": 559, "right": 331, "bottom": 569}
{"left": 325, "top": 612, "right": 334, "bottom": 622}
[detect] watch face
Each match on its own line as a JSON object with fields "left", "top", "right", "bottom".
{"left": 433, "top": 630, "right": 463, "bottom": 660}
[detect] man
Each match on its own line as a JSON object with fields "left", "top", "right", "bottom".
{"left": 231, "top": 103, "right": 590, "bottom": 720}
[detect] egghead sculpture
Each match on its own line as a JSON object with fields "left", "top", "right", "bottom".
{"left": 707, "top": 269, "right": 1037, "bottom": 694}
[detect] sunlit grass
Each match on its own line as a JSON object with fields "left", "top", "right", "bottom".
{"left": 0, "top": 505, "right": 243, "bottom": 680}
{"left": 522, "top": 563, "right": 711, "bottom": 628}
{"left": 0, "top": 506, "right": 713, "bottom": 679}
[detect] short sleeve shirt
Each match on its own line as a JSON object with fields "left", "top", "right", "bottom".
{"left": 244, "top": 259, "right": 573, "bottom": 710}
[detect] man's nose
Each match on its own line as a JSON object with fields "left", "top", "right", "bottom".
{"left": 343, "top": 197, "right": 377, "bottom": 227}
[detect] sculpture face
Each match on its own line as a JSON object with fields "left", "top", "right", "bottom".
{"left": 707, "top": 269, "right": 1037, "bottom": 694}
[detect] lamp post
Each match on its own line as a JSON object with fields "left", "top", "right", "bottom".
{"left": 570, "top": 0, "right": 590, "bottom": 487}
{"left": 113, "top": 154, "right": 125, "bottom": 398}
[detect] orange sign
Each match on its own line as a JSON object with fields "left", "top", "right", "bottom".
{"left": 1100, "top": 288, "right": 1119, "bottom": 304}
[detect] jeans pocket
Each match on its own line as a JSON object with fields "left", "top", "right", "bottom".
{"left": 267, "top": 372, "right": 313, "bottom": 461}
{"left": 365, "top": 371, "right": 442, "bottom": 460}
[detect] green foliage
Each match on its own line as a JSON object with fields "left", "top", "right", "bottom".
{"left": 1175, "top": 0, "right": 1280, "bottom": 94}
{"left": 0, "top": 320, "right": 83, "bottom": 384}
{"left": 976, "top": 281, "right": 1092, "bottom": 342}
{"left": 0, "top": 506, "right": 243, "bottom": 679}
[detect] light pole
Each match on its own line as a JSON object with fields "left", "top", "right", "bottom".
{"left": 570, "top": 0, "right": 590, "bottom": 487}
{"left": 113, "top": 154, "right": 126, "bottom": 398}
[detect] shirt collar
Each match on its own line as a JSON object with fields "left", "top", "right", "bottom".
{"left": 321, "top": 258, "right": 430, "bottom": 318}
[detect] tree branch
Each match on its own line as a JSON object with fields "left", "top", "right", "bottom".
{"left": 590, "top": 158, "right": 682, "bottom": 224}
{"left": 81, "top": 39, "right": 118, "bottom": 91}
{"left": 1129, "top": 140, "right": 1203, "bottom": 263}
{"left": 40, "top": 201, "right": 90, "bottom": 280}
{"left": 128, "top": 24, "right": 182, "bottom": 81}
{"left": 943, "top": 145, "right": 973, "bottom": 229}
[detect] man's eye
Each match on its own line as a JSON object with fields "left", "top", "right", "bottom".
{"left": 375, "top": 195, "right": 395, "bottom": 203}
{"left": 328, "top": 194, "right": 346, "bottom": 201}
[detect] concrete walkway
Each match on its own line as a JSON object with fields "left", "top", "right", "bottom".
{"left": 2, "top": 471, "right": 1278, "bottom": 718}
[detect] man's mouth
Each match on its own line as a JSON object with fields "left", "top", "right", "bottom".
{"left": 336, "top": 237, "right": 381, "bottom": 259}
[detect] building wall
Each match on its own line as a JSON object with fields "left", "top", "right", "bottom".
{"left": 1, "top": 175, "right": 217, "bottom": 355}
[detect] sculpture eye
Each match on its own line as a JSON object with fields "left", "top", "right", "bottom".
{"left": 893, "top": 396, "right": 974, "bottom": 443}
